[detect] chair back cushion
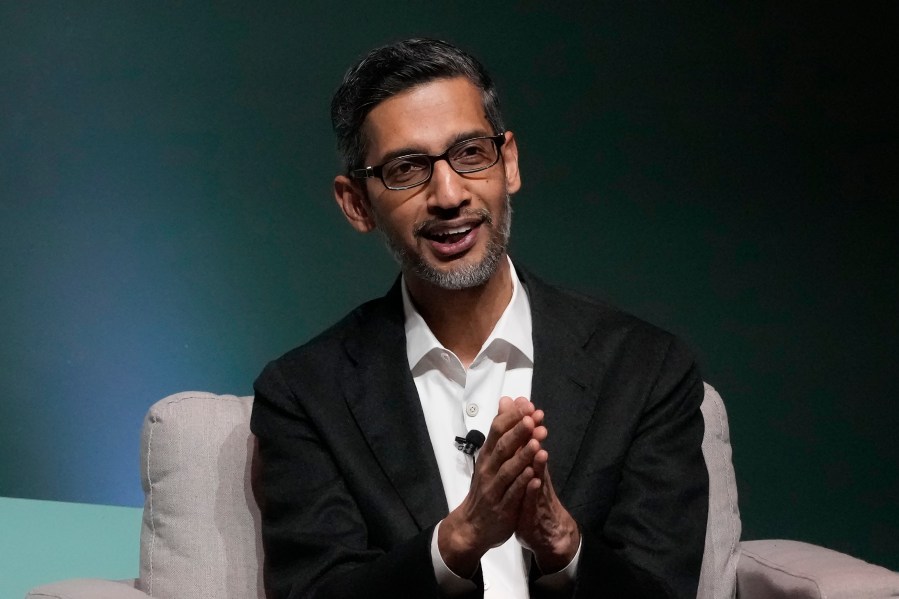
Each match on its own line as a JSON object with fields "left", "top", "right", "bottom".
{"left": 138, "top": 392, "right": 263, "bottom": 599}
{"left": 697, "top": 382, "right": 743, "bottom": 599}
{"left": 136, "top": 385, "right": 740, "bottom": 599}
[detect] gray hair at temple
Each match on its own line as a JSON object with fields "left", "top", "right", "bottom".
{"left": 330, "top": 38, "right": 505, "bottom": 174}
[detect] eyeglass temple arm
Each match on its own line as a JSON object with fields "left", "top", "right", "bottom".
{"left": 350, "top": 166, "right": 376, "bottom": 180}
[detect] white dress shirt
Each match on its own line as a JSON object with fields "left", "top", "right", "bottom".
{"left": 402, "top": 259, "right": 578, "bottom": 598}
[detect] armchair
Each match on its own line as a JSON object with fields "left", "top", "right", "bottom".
{"left": 26, "top": 385, "right": 899, "bottom": 599}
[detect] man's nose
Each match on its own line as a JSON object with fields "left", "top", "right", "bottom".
{"left": 427, "top": 159, "right": 468, "bottom": 211}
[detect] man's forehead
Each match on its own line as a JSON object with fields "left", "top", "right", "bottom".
{"left": 360, "top": 77, "right": 492, "bottom": 161}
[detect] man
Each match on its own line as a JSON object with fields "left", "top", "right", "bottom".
{"left": 251, "top": 38, "right": 708, "bottom": 599}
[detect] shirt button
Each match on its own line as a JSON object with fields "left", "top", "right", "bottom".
{"left": 441, "top": 352, "right": 450, "bottom": 362}
{"left": 466, "top": 403, "right": 479, "bottom": 417}
{"left": 484, "top": 577, "right": 491, "bottom": 590}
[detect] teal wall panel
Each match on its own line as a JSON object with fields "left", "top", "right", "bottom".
{"left": 0, "top": 497, "right": 142, "bottom": 597}
{"left": 1, "top": 3, "right": 896, "bottom": 570}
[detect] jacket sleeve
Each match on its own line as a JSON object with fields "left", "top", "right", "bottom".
{"left": 563, "top": 337, "right": 708, "bottom": 599}
{"left": 250, "top": 360, "right": 483, "bottom": 599}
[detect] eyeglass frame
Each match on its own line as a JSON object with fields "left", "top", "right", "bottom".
{"left": 349, "top": 133, "right": 507, "bottom": 191}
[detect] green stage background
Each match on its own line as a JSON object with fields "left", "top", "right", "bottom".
{"left": 1, "top": 2, "right": 896, "bottom": 570}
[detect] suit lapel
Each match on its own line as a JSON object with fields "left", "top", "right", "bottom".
{"left": 342, "top": 280, "right": 448, "bottom": 530}
{"left": 521, "top": 271, "right": 607, "bottom": 494}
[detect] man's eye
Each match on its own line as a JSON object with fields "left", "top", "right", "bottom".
{"left": 451, "top": 141, "right": 492, "bottom": 165}
{"left": 385, "top": 158, "right": 427, "bottom": 182}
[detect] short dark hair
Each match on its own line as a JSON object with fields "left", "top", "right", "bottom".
{"left": 330, "top": 38, "right": 505, "bottom": 173}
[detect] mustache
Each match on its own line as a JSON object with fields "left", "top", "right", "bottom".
{"left": 413, "top": 208, "right": 493, "bottom": 238}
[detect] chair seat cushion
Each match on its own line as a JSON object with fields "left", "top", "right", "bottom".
{"left": 26, "top": 578, "right": 147, "bottom": 599}
{"left": 738, "top": 539, "right": 899, "bottom": 599}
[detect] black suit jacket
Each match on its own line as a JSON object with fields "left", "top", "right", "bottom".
{"left": 251, "top": 270, "right": 708, "bottom": 599}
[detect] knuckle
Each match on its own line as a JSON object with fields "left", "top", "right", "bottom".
{"left": 493, "top": 439, "right": 505, "bottom": 456}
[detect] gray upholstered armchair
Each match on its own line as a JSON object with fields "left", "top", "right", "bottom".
{"left": 26, "top": 385, "right": 899, "bottom": 599}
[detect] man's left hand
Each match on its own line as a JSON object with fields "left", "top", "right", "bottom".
{"left": 514, "top": 434, "right": 581, "bottom": 574}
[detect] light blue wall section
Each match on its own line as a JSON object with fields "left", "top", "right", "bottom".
{"left": 0, "top": 497, "right": 142, "bottom": 597}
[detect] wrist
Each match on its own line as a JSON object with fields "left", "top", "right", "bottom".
{"left": 531, "top": 516, "right": 580, "bottom": 574}
{"left": 438, "top": 510, "right": 486, "bottom": 578}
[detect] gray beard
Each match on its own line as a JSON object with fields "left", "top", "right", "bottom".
{"left": 373, "top": 195, "right": 512, "bottom": 290}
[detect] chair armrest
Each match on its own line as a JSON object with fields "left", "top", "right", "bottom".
{"left": 737, "top": 539, "right": 899, "bottom": 599}
{"left": 25, "top": 579, "right": 148, "bottom": 599}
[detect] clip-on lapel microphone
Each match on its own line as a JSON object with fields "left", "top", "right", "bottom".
{"left": 454, "top": 429, "right": 486, "bottom": 474}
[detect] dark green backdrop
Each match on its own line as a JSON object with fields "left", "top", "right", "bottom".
{"left": 2, "top": 2, "right": 896, "bottom": 570}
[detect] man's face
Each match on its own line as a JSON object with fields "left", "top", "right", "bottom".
{"left": 340, "top": 77, "right": 521, "bottom": 290}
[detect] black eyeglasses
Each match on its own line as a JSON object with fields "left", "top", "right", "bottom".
{"left": 350, "top": 133, "right": 506, "bottom": 190}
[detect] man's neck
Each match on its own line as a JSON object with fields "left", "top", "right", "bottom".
{"left": 404, "top": 258, "right": 513, "bottom": 368}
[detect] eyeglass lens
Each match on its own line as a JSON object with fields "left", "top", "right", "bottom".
{"left": 382, "top": 137, "right": 499, "bottom": 189}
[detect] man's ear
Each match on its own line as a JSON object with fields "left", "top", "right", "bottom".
{"left": 333, "top": 175, "right": 376, "bottom": 233}
{"left": 501, "top": 131, "right": 521, "bottom": 195}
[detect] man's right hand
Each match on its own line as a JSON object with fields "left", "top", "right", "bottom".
{"left": 437, "top": 396, "right": 546, "bottom": 577}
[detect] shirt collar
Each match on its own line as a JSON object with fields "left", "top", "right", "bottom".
{"left": 402, "top": 257, "right": 534, "bottom": 370}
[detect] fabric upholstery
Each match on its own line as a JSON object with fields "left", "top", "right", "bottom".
{"left": 737, "top": 539, "right": 899, "bottom": 599}
{"left": 697, "top": 383, "right": 742, "bottom": 599}
{"left": 137, "top": 392, "right": 263, "bottom": 599}
{"left": 25, "top": 578, "right": 145, "bottom": 599}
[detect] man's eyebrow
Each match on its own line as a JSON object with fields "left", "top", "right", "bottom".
{"left": 378, "top": 146, "right": 426, "bottom": 165}
{"left": 374, "top": 129, "right": 496, "bottom": 165}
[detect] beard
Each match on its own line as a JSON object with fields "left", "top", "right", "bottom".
{"left": 371, "top": 194, "right": 512, "bottom": 290}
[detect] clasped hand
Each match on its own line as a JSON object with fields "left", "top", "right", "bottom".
{"left": 438, "top": 396, "right": 580, "bottom": 577}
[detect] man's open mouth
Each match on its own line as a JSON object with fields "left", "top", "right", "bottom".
{"left": 416, "top": 218, "right": 484, "bottom": 258}
{"left": 423, "top": 225, "right": 474, "bottom": 245}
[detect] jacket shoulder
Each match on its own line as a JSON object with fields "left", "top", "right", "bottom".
{"left": 523, "top": 269, "right": 687, "bottom": 353}
{"left": 268, "top": 293, "right": 392, "bottom": 371}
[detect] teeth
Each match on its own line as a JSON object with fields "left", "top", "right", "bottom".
{"left": 434, "top": 226, "right": 471, "bottom": 237}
